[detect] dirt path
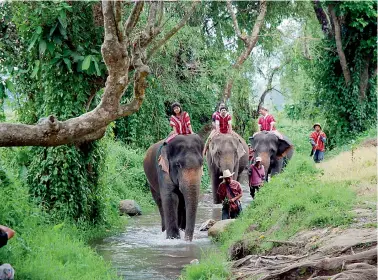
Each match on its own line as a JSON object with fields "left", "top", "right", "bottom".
{"left": 230, "top": 139, "right": 377, "bottom": 280}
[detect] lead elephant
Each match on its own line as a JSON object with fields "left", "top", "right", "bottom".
{"left": 143, "top": 134, "right": 204, "bottom": 241}
{"left": 249, "top": 131, "right": 294, "bottom": 179}
{"left": 206, "top": 133, "right": 249, "bottom": 204}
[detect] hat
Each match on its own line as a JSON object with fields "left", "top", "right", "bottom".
{"left": 313, "top": 123, "right": 321, "bottom": 129}
{"left": 219, "top": 169, "right": 234, "bottom": 179}
{"left": 255, "top": 157, "right": 262, "bottom": 162}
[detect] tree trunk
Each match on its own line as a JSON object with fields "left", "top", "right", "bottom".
{"left": 329, "top": 4, "right": 351, "bottom": 86}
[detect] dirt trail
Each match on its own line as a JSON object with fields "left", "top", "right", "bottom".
{"left": 230, "top": 139, "right": 377, "bottom": 280}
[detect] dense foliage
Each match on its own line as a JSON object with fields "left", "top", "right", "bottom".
{"left": 282, "top": 1, "right": 377, "bottom": 148}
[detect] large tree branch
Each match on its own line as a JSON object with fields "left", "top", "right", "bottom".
{"left": 147, "top": 1, "right": 199, "bottom": 60}
{"left": 223, "top": 0, "right": 267, "bottom": 100}
{"left": 329, "top": 4, "right": 351, "bottom": 86}
{"left": 227, "top": 0, "right": 247, "bottom": 44}
{"left": 0, "top": 0, "right": 195, "bottom": 147}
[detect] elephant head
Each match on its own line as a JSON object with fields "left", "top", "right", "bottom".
{"left": 149, "top": 134, "right": 204, "bottom": 241}
{"left": 249, "top": 132, "right": 294, "bottom": 178}
{"left": 206, "top": 133, "right": 248, "bottom": 204}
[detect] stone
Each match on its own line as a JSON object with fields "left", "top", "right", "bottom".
{"left": 208, "top": 219, "right": 236, "bottom": 238}
{"left": 119, "top": 200, "right": 142, "bottom": 216}
{"left": 190, "top": 259, "right": 199, "bottom": 265}
{"left": 199, "top": 219, "right": 216, "bottom": 231}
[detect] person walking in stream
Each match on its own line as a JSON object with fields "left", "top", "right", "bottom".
{"left": 217, "top": 169, "right": 243, "bottom": 220}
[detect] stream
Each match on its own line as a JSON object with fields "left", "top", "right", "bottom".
{"left": 93, "top": 182, "right": 251, "bottom": 280}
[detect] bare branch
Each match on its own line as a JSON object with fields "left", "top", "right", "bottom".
{"left": 147, "top": 1, "right": 199, "bottom": 60}
{"left": 114, "top": 1, "right": 124, "bottom": 42}
{"left": 227, "top": 0, "right": 247, "bottom": 44}
{"left": 124, "top": 1, "right": 144, "bottom": 37}
{"left": 223, "top": 0, "right": 267, "bottom": 100}
{"left": 329, "top": 4, "right": 351, "bottom": 85}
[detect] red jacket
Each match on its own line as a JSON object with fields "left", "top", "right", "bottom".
{"left": 217, "top": 180, "right": 242, "bottom": 212}
{"left": 258, "top": 114, "right": 276, "bottom": 131}
{"left": 310, "top": 131, "right": 326, "bottom": 152}
{"left": 169, "top": 112, "right": 191, "bottom": 135}
{"left": 215, "top": 113, "right": 232, "bottom": 134}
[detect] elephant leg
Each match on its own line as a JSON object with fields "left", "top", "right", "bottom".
{"left": 211, "top": 169, "right": 222, "bottom": 204}
{"left": 150, "top": 186, "right": 165, "bottom": 232}
{"left": 160, "top": 185, "right": 180, "bottom": 239}
{"left": 271, "top": 159, "right": 283, "bottom": 175}
{"left": 177, "top": 191, "right": 186, "bottom": 231}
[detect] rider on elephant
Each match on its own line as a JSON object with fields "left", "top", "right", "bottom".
{"left": 217, "top": 169, "right": 243, "bottom": 220}
{"left": 256, "top": 107, "right": 283, "bottom": 139}
{"left": 169, "top": 102, "right": 193, "bottom": 135}
{"left": 203, "top": 106, "right": 236, "bottom": 156}
{"left": 211, "top": 102, "right": 225, "bottom": 129}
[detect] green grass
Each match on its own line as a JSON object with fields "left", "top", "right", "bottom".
{"left": 181, "top": 118, "right": 365, "bottom": 280}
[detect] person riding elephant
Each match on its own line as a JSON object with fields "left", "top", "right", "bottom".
{"left": 143, "top": 134, "right": 204, "bottom": 241}
{"left": 249, "top": 131, "right": 294, "bottom": 180}
{"left": 169, "top": 102, "right": 193, "bottom": 135}
{"left": 206, "top": 132, "right": 249, "bottom": 204}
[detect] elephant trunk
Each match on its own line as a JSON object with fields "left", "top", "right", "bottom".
{"left": 258, "top": 152, "right": 270, "bottom": 180}
{"left": 180, "top": 168, "right": 201, "bottom": 241}
{"left": 219, "top": 154, "right": 235, "bottom": 175}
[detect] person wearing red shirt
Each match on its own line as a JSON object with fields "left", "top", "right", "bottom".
{"left": 215, "top": 106, "right": 232, "bottom": 134}
{"left": 212, "top": 102, "right": 225, "bottom": 129}
{"left": 217, "top": 169, "right": 243, "bottom": 220}
{"left": 258, "top": 107, "right": 276, "bottom": 131}
{"left": 169, "top": 102, "right": 193, "bottom": 135}
{"left": 309, "top": 123, "right": 327, "bottom": 163}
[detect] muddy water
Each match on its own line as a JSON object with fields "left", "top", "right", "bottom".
{"left": 93, "top": 183, "right": 251, "bottom": 280}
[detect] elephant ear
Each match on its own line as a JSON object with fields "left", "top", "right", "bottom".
{"left": 277, "top": 137, "right": 293, "bottom": 159}
{"left": 236, "top": 141, "right": 246, "bottom": 159}
{"left": 158, "top": 145, "right": 169, "bottom": 174}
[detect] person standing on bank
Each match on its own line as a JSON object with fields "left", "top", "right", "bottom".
{"left": 217, "top": 169, "right": 243, "bottom": 220}
{"left": 310, "top": 123, "right": 327, "bottom": 163}
{"left": 248, "top": 157, "right": 265, "bottom": 199}
{"left": 169, "top": 102, "right": 193, "bottom": 135}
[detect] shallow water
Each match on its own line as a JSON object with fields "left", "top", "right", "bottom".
{"left": 93, "top": 183, "right": 252, "bottom": 280}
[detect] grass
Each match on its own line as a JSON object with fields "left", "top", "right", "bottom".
{"left": 181, "top": 118, "right": 374, "bottom": 280}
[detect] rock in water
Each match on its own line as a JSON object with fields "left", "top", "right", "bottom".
{"left": 119, "top": 200, "right": 142, "bottom": 216}
{"left": 199, "top": 219, "right": 216, "bottom": 231}
{"left": 208, "top": 219, "right": 236, "bottom": 238}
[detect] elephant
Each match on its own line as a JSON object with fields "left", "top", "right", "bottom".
{"left": 206, "top": 133, "right": 249, "bottom": 204}
{"left": 143, "top": 134, "right": 204, "bottom": 241}
{"left": 249, "top": 131, "right": 294, "bottom": 179}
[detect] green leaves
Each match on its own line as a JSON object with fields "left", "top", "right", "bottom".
{"left": 39, "top": 40, "right": 47, "bottom": 56}
{"left": 81, "top": 55, "right": 92, "bottom": 71}
{"left": 31, "top": 60, "right": 40, "bottom": 79}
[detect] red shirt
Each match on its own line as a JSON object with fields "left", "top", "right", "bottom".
{"left": 215, "top": 113, "right": 232, "bottom": 134}
{"left": 217, "top": 180, "right": 242, "bottom": 212}
{"left": 310, "top": 131, "right": 326, "bottom": 152}
{"left": 212, "top": 111, "right": 220, "bottom": 122}
{"left": 258, "top": 114, "right": 276, "bottom": 131}
{"left": 169, "top": 111, "right": 191, "bottom": 135}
